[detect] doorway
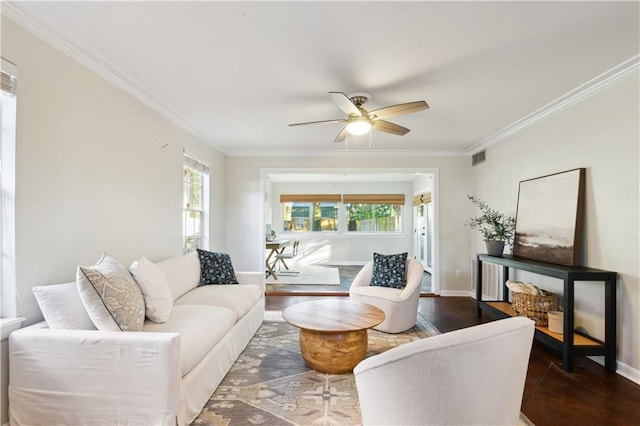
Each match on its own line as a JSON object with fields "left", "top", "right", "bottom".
{"left": 261, "top": 168, "right": 439, "bottom": 296}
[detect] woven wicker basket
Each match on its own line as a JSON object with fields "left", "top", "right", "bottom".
{"left": 511, "top": 291, "right": 557, "bottom": 326}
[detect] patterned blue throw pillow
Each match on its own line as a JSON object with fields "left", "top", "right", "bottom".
{"left": 371, "top": 252, "right": 408, "bottom": 289}
{"left": 197, "top": 249, "right": 239, "bottom": 285}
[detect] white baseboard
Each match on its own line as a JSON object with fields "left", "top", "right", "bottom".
{"left": 439, "top": 290, "right": 474, "bottom": 297}
{"left": 616, "top": 361, "right": 640, "bottom": 385}
{"left": 587, "top": 356, "right": 640, "bottom": 385}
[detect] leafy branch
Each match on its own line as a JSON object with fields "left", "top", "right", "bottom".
{"left": 465, "top": 195, "right": 516, "bottom": 247}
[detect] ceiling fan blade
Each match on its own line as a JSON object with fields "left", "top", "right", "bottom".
{"left": 372, "top": 120, "right": 410, "bottom": 136}
{"left": 289, "top": 118, "right": 347, "bottom": 127}
{"left": 329, "top": 92, "right": 361, "bottom": 116}
{"left": 333, "top": 127, "right": 347, "bottom": 143}
{"left": 369, "top": 101, "right": 428, "bottom": 120}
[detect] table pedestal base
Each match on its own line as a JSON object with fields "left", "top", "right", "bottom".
{"left": 299, "top": 328, "right": 368, "bottom": 374}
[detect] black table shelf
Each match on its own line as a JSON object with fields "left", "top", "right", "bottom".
{"left": 476, "top": 254, "right": 617, "bottom": 372}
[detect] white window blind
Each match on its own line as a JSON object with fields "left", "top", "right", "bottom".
{"left": 1, "top": 58, "right": 18, "bottom": 96}
{"left": 183, "top": 155, "right": 209, "bottom": 174}
{"left": 1, "top": 71, "right": 16, "bottom": 95}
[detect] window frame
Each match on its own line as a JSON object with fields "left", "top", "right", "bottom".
{"left": 282, "top": 200, "right": 341, "bottom": 233}
{"left": 279, "top": 193, "right": 405, "bottom": 235}
{"left": 1, "top": 58, "right": 19, "bottom": 322}
{"left": 182, "top": 155, "right": 210, "bottom": 254}
{"left": 345, "top": 203, "right": 404, "bottom": 234}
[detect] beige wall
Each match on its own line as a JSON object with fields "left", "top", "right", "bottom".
{"left": 470, "top": 75, "right": 640, "bottom": 380}
{"left": 2, "top": 16, "right": 225, "bottom": 325}
{"left": 1, "top": 17, "right": 226, "bottom": 422}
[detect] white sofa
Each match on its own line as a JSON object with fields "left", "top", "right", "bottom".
{"left": 8, "top": 252, "right": 265, "bottom": 425}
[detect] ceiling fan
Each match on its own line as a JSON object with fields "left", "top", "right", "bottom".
{"left": 289, "top": 92, "right": 429, "bottom": 143}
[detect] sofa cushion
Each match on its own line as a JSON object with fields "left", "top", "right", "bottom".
{"left": 156, "top": 253, "right": 201, "bottom": 301}
{"left": 371, "top": 252, "right": 408, "bottom": 289}
{"left": 77, "top": 253, "right": 146, "bottom": 331}
{"left": 143, "top": 304, "right": 236, "bottom": 376}
{"left": 174, "top": 284, "right": 262, "bottom": 319}
{"left": 129, "top": 257, "right": 173, "bottom": 323}
{"left": 32, "top": 282, "right": 96, "bottom": 330}
{"left": 197, "top": 249, "right": 239, "bottom": 285}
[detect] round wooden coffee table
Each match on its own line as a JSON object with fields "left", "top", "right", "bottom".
{"left": 283, "top": 299, "right": 385, "bottom": 374}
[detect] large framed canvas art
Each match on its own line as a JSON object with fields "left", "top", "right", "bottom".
{"left": 513, "top": 168, "right": 585, "bottom": 266}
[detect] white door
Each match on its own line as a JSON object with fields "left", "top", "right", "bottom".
{"left": 425, "top": 201, "right": 433, "bottom": 273}
{"left": 414, "top": 203, "right": 433, "bottom": 273}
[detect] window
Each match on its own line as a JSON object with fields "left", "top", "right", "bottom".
{"left": 279, "top": 193, "right": 405, "bottom": 234}
{"left": 344, "top": 194, "right": 404, "bottom": 233}
{"left": 281, "top": 194, "right": 340, "bottom": 233}
{"left": 1, "top": 58, "right": 18, "bottom": 319}
{"left": 183, "top": 155, "right": 209, "bottom": 254}
{"left": 283, "top": 202, "right": 339, "bottom": 232}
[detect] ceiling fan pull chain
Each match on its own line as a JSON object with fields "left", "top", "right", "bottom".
{"left": 369, "top": 130, "right": 372, "bottom": 149}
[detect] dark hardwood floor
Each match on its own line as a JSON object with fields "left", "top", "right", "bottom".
{"left": 266, "top": 294, "right": 640, "bottom": 426}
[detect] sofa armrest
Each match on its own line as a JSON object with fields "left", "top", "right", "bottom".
{"left": 236, "top": 271, "right": 265, "bottom": 292}
{"left": 9, "top": 325, "right": 184, "bottom": 426}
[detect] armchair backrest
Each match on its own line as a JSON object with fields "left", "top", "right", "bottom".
{"left": 351, "top": 261, "right": 374, "bottom": 288}
{"left": 350, "top": 258, "right": 423, "bottom": 297}
{"left": 354, "top": 316, "right": 535, "bottom": 425}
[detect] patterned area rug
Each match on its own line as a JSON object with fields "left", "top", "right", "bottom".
{"left": 192, "top": 312, "right": 439, "bottom": 425}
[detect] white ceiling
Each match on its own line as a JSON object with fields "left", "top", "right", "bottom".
{"left": 4, "top": 1, "right": 639, "bottom": 156}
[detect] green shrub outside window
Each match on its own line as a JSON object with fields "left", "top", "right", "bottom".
{"left": 346, "top": 203, "right": 402, "bottom": 232}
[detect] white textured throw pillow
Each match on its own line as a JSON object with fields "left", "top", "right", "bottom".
{"left": 129, "top": 257, "right": 173, "bottom": 323}
{"left": 77, "top": 253, "right": 146, "bottom": 331}
{"left": 32, "top": 282, "right": 96, "bottom": 330}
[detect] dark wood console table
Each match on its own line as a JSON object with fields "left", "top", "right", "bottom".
{"left": 476, "top": 254, "right": 617, "bottom": 372}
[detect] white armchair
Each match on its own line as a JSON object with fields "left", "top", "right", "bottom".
{"left": 349, "top": 258, "right": 423, "bottom": 333}
{"left": 354, "top": 317, "right": 535, "bottom": 426}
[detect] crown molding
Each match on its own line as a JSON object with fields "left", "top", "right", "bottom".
{"left": 227, "top": 148, "right": 467, "bottom": 158}
{"left": 467, "top": 55, "right": 640, "bottom": 155}
{"left": 1, "top": 3, "right": 229, "bottom": 155}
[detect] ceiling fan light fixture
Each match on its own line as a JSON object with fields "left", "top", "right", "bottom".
{"left": 289, "top": 91, "right": 428, "bottom": 143}
{"left": 346, "top": 118, "right": 371, "bottom": 135}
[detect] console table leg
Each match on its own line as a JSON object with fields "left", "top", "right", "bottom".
{"left": 562, "top": 278, "right": 575, "bottom": 372}
{"left": 476, "top": 258, "right": 483, "bottom": 317}
{"left": 604, "top": 273, "right": 617, "bottom": 372}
